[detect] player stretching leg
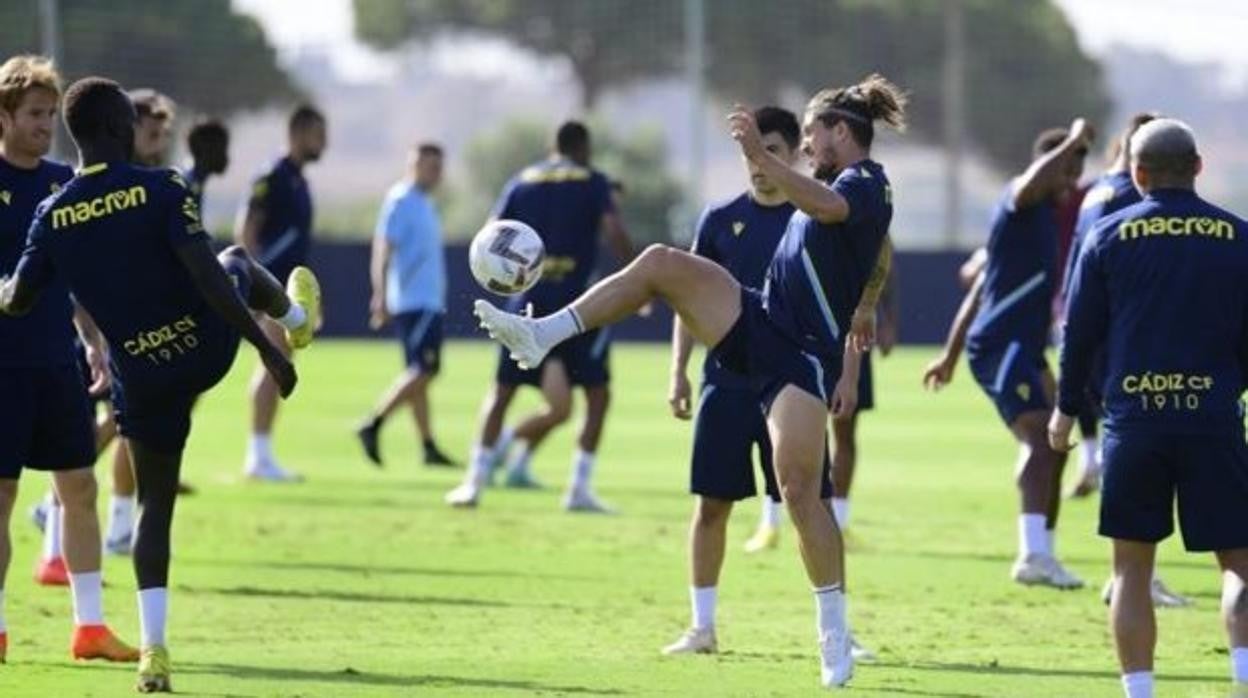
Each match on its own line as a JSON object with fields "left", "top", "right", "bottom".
{"left": 925, "top": 122, "right": 1091, "bottom": 590}
{"left": 1051, "top": 118, "right": 1248, "bottom": 698}
{"left": 0, "top": 77, "right": 319, "bottom": 692}
{"left": 478, "top": 75, "right": 905, "bottom": 688}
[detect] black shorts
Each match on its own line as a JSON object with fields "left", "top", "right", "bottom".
{"left": 690, "top": 382, "right": 833, "bottom": 502}
{"left": 112, "top": 261, "right": 249, "bottom": 455}
{"left": 394, "top": 310, "right": 444, "bottom": 374}
{"left": 496, "top": 328, "right": 611, "bottom": 388}
{"left": 1100, "top": 428, "right": 1248, "bottom": 552}
{"left": 967, "top": 341, "right": 1051, "bottom": 426}
{"left": 708, "top": 287, "right": 837, "bottom": 413}
{"left": 858, "top": 352, "right": 875, "bottom": 412}
{"left": 0, "top": 365, "right": 96, "bottom": 478}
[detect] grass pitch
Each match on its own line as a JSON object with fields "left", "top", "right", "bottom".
{"left": 3, "top": 341, "right": 1235, "bottom": 697}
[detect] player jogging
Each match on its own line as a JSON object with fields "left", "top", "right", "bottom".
{"left": 1050, "top": 118, "right": 1248, "bottom": 698}
{"left": 0, "top": 76, "right": 321, "bottom": 692}
{"left": 476, "top": 74, "right": 905, "bottom": 688}
{"left": 923, "top": 121, "right": 1091, "bottom": 590}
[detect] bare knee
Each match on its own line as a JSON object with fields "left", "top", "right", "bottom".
{"left": 53, "top": 468, "right": 98, "bottom": 511}
{"left": 777, "top": 468, "right": 820, "bottom": 510}
{"left": 0, "top": 479, "right": 17, "bottom": 517}
{"left": 694, "top": 497, "right": 733, "bottom": 530}
{"left": 544, "top": 393, "right": 573, "bottom": 424}
{"left": 635, "top": 244, "right": 684, "bottom": 284}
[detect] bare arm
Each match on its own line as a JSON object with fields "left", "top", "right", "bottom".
{"left": 173, "top": 238, "right": 296, "bottom": 396}
{"left": 72, "top": 302, "right": 111, "bottom": 395}
{"left": 233, "top": 204, "right": 266, "bottom": 256}
{"left": 729, "top": 107, "right": 848, "bottom": 224}
{"left": 369, "top": 234, "right": 393, "bottom": 329}
{"left": 602, "top": 211, "right": 635, "bottom": 264}
{"left": 1010, "top": 118, "right": 1092, "bottom": 210}
{"left": 923, "top": 271, "right": 984, "bottom": 390}
{"left": 667, "top": 315, "right": 695, "bottom": 420}
{"left": 848, "top": 238, "right": 893, "bottom": 352}
{"left": 0, "top": 267, "right": 41, "bottom": 316}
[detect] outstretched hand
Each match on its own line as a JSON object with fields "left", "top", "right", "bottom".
{"left": 848, "top": 308, "right": 876, "bottom": 354}
{"left": 922, "top": 355, "right": 955, "bottom": 391}
{"left": 727, "top": 104, "right": 765, "bottom": 162}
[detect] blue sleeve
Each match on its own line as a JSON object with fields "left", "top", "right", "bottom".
{"left": 14, "top": 209, "right": 57, "bottom": 294}
{"left": 164, "top": 171, "right": 210, "bottom": 248}
{"left": 490, "top": 178, "right": 518, "bottom": 220}
{"left": 831, "top": 172, "right": 875, "bottom": 226}
{"left": 689, "top": 206, "right": 717, "bottom": 262}
{"left": 1058, "top": 230, "right": 1110, "bottom": 415}
{"left": 376, "top": 194, "right": 405, "bottom": 244}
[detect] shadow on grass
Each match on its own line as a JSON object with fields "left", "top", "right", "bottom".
{"left": 182, "top": 557, "right": 587, "bottom": 581}
{"left": 178, "top": 584, "right": 512, "bottom": 608}
{"left": 179, "top": 662, "right": 625, "bottom": 695}
{"left": 872, "top": 660, "right": 1219, "bottom": 683}
{"left": 905, "top": 549, "right": 1221, "bottom": 572}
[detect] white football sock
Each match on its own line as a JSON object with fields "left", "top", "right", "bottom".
{"left": 138, "top": 588, "right": 168, "bottom": 647}
{"left": 813, "top": 584, "right": 847, "bottom": 640}
{"left": 248, "top": 434, "right": 274, "bottom": 463}
{"left": 831, "top": 497, "right": 851, "bottom": 530}
{"left": 1121, "top": 671, "right": 1153, "bottom": 698}
{"left": 494, "top": 427, "right": 515, "bottom": 459}
{"left": 761, "top": 498, "right": 783, "bottom": 528}
{"left": 43, "top": 502, "right": 63, "bottom": 560}
{"left": 569, "top": 449, "right": 595, "bottom": 493}
{"left": 533, "top": 308, "right": 584, "bottom": 353}
{"left": 506, "top": 442, "right": 533, "bottom": 477}
{"left": 1019, "top": 514, "right": 1050, "bottom": 558}
{"left": 691, "top": 586, "right": 717, "bottom": 630}
{"left": 1233, "top": 647, "right": 1248, "bottom": 682}
{"left": 468, "top": 444, "right": 495, "bottom": 488}
{"left": 275, "top": 303, "right": 307, "bottom": 330}
{"left": 107, "top": 495, "right": 136, "bottom": 542}
{"left": 70, "top": 572, "right": 104, "bottom": 625}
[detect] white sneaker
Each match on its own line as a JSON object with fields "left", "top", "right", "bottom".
{"left": 563, "top": 488, "right": 614, "bottom": 514}
{"left": 244, "top": 458, "right": 303, "bottom": 483}
{"left": 104, "top": 530, "right": 133, "bottom": 556}
{"left": 819, "top": 628, "right": 854, "bottom": 688}
{"left": 474, "top": 300, "right": 548, "bottom": 370}
{"left": 849, "top": 635, "right": 877, "bottom": 663}
{"left": 1100, "top": 576, "right": 1194, "bottom": 608}
{"left": 662, "top": 627, "right": 717, "bottom": 655}
{"left": 1011, "top": 554, "right": 1085, "bottom": 590}
{"left": 445, "top": 482, "right": 481, "bottom": 508}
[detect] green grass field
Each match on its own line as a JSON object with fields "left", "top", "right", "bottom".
{"left": 2, "top": 341, "right": 1236, "bottom": 697}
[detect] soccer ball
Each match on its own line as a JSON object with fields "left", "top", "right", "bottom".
{"left": 468, "top": 219, "right": 545, "bottom": 295}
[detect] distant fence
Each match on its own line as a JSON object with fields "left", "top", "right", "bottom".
{"left": 309, "top": 243, "right": 969, "bottom": 345}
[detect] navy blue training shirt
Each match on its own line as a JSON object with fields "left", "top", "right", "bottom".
{"left": 183, "top": 165, "right": 208, "bottom": 213}
{"left": 1062, "top": 170, "right": 1140, "bottom": 297}
{"left": 1060, "top": 189, "right": 1248, "bottom": 433}
{"left": 763, "top": 159, "right": 892, "bottom": 361}
{"left": 16, "top": 162, "right": 215, "bottom": 388}
{"left": 967, "top": 187, "right": 1058, "bottom": 356}
{"left": 0, "top": 156, "right": 75, "bottom": 366}
{"left": 691, "top": 192, "right": 795, "bottom": 386}
{"left": 491, "top": 156, "right": 614, "bottom": 314}
{"left": 248, "top": 156, "right": 312, "bottom": 272}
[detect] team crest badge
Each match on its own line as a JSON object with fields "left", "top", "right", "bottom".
{"left": 1016, "top": 383, "right": 1031, "bottom": 402}
{"left": 732, "top": 221, "right": 745, "bottom": 236}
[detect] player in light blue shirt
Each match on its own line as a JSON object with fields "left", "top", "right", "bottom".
{"left": 357, "top": 144, "right": 455, "bottom": 467}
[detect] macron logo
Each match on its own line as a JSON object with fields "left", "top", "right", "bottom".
{"left": 51, "top": 185, "right": 148, "bottom": 230}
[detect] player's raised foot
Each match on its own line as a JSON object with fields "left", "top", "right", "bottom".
{"left": 1011, "top": 554, "right": 1084, "bottom": 590}
{"left": 743, "top": 524, "right": 780, "bottom": 553}
{"left": 423, "top": 442, "right": 457, "bottom": 468}
{"left": 135, "top": 645, "right": 172, "bottom": 693}
{"left": 473, "top": 300, "right": 548, "bottom": 370}
{"left": 284, "top": 266, "right": 322, "bottom": 350}
{"left": 72, "top": 624, "right": 139, "bottom": 662}
{"left": 563, "top": 487, "right": 614, "bottom": 514}
{"left": 244, "top": 457, "right": 304, "bottom": 483}
{"left": 662, "top": 627, "right": 717, "bottom": 655}
{"left": 503, "top": 468, "right": 543, "bottom": 489}
{"left": 356, "top": 418, "right": 383, "bottom": 467}
{"left": 34, "top": 556, "right": 69, "bottom": 586}
{"left": 819, "top": 628, "right": 854, "bottom": 689}
{"left": 445, "top": 482, "right": 480, "bottom": 508}
{"left": 1066, "top": 467, "right": 1101, "bottom": 499}
{"left": 28, "top": 499, "right": 49, "bottom": 532}
{"left": 849, "top": 635, "right": 877, "bottom": 663}
{"left": 105, "top": 530, "right": 134, "bottom": 556}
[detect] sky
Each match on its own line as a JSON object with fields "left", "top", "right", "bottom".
{"left": 235, "top": 0, "right": 1248, "bottom": 87}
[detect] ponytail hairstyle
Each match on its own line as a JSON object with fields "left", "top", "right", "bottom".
{"left": 805, "top": 73, "right": 907, "bottom": 148}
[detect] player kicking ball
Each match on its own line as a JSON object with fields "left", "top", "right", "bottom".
{"left": 0, "top": 77, "right": 320, "bottom": 693}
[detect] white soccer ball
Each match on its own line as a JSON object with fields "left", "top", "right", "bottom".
{"left": 468, "top": 219, "right": 545, "bottom": 295}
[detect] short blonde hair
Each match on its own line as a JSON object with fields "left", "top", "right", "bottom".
{"left": 0, "top": 55, "right": 62, "bottom": 114}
